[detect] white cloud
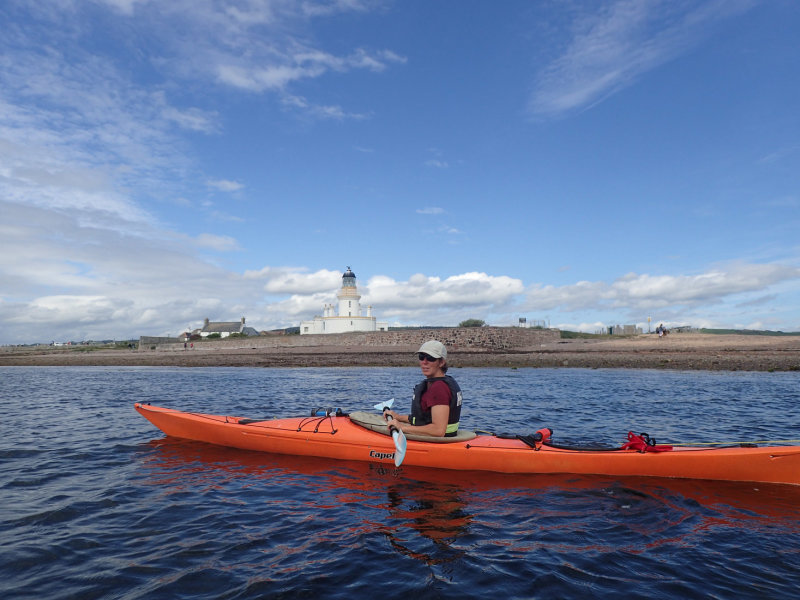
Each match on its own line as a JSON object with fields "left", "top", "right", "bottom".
{"left": 96, "top": 0, "right": 144, "bottom": 15}
{"left": 160, "top": 104, "right": 220, "bottom": 134}
{"left": 522, "top": 263, "right": 800, "bottom": 313}
{"left": 22, "top": 295, "right": 122, "bottom": 325}
{"left": 301, "top": 0, "right": 375, "bottom": 18}
{"left": 529, "top": 0, "right": 756, "bottom": 118}
{"left": 206, "top": 179, "right": 245, "bottom": 192}
{"left": 425, "top": 159, "right": 449, "bottom": 168}
{"left": 217, "top": 64, "right": 314, "bottom": 92}
{"left": 243, "top": 267, "right": 342, "bottom": 295}
{"left": 262, "top": 292, "right": 334, "bottom": 320}
{"left": 194, "top": 233, "right": 242, "bottom": 251}
{"left": 0, "top": 198, "right": 260, "bottom": 342}
{"left": 1, "top": 242, "right": 798, "bottom": 342}
{"left": 0, "top": 41, "right": 200, "bottom": 226}
{"left": 365, "top": 272, "right": 525, "bottom": 312}
{"left": 281, "top": 94, "right": 370, "bottom": 120}
{"left": 155, "top": 6, "right": 406, "bottom": 107}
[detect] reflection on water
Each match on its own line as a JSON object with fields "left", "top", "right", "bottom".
{"left": 4, "top": 366, "right": 800, "bottom": 599}
{"left": 138, "top": 437, "right": 800, "bottom": 570}
{"left": 383, "top": 480, "right": 470, "bottom": 569}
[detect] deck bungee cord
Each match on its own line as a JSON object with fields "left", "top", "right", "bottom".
{"left": 670, "top": 438, "right": 800, "bottom": 447}
{"left": 297, "top": 413, "right": 339, "bottom": 434}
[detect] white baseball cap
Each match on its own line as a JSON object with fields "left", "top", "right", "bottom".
{"left": 418, "top": 340, "right": 447, "bottom": 359}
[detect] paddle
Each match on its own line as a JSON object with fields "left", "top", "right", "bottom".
{"left": 373, "top": 399, "right": 407, "bottom": 467}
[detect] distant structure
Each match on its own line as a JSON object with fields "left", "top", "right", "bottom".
{"left": 518, "top": 317, "right": 548, "bottom": 328}
{"left": 300, "top": 267, "right": 388, "bottom": 335}
{"left": 599, "top": 324, "right": 643, "bottom": 335}
{"left": 198, "top": 317, "right": 259, "bottom": 338}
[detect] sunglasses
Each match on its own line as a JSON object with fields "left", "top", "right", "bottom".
{"left": 418, "top": 353, "right": 439, "bottom": 362}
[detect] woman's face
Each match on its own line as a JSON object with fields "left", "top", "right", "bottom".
{"left": 419, "top": 354, "right": 444, "bottom": 378}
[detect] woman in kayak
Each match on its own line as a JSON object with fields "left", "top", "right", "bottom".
{"left": 385, "top": 340, "right": 463, "bottom": 437}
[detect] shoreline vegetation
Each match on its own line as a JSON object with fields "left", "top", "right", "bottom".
{"left": 1, "top": 333, "right": 799, "bottom": 372}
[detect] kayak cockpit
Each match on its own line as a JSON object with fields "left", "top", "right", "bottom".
{"left": 348, "top": 411, "right": 478, "bottom": 443}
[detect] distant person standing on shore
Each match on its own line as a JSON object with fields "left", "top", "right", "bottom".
{"left": 385, "top": 340, "right": 463, "bottom": 437}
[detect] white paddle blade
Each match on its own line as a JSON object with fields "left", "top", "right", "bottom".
{"left": 392, "top": 429, "right": 407, "bottom": 467}
{"left": 373, "top": 398, "right": 394, "bottom": 412}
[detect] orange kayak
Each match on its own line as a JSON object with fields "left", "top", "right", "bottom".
{"left": 135, "top": 403, "right": 800, "bottom": 486}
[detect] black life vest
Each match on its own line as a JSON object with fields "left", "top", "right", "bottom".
{"left": 409, "top": 375, "right": 462, "bottom": 436}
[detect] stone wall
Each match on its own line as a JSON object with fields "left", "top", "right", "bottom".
{"left": 139, "top": 336, "right": 183, "bottom": 348}
{"left": 140, "top": 327, "right": 559, "bottom": 352}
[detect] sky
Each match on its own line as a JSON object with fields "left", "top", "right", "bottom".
{"left": 1, "top": 0, "right": 799, "bottom": 344}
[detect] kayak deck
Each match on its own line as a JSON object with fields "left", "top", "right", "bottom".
{"left": 134, "top": 403, "right": 800, "bottom": 486}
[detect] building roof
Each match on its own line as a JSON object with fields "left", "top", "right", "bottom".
{"left": 200, "top": 317, "right": 252, "bottom": 335}
{"left": 202, "top": 322, "right": 240, "bottom": 333}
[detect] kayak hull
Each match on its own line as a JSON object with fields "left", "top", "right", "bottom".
{"left": 134, "top": 403, "right": 800, "bottom": 486}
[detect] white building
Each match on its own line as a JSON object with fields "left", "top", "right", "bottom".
{"left": 300, "top": 267, "right": 389, "bottom": 335}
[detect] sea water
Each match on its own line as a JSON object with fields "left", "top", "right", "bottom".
{"left": 2, "top": 366, "right": 799, "bottom": 599}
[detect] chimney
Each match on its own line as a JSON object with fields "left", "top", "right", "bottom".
{"left": 204, "top": 318, "right": 209, "bottom": 327}
{"left": 241, "top": 317, "right": 246, "bottom": 324}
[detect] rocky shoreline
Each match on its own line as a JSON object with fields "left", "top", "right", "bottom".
{"left": 2, "top": 333, "right": 799, "bottom": 371}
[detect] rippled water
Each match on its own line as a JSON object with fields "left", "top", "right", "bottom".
{"left": 2, "top": 366, "right": 800, "bottom": 599}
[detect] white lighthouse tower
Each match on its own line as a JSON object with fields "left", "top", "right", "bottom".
{"left": 300, "top": 267, "right": 389, "bottom": 334}
{"left": 338, "top": 267, "right": 360, "bottom": 317}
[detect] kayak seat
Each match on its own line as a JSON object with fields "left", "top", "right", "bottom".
{"left": 349, "top": 411, "right": 477, "bottom": 443}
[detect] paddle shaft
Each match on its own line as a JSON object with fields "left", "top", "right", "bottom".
{"left": 383, "top": 408, "right": 407, "bottom": 467}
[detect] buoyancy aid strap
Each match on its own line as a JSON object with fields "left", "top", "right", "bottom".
{"left": 408, "top": 417, "right": 459, "bottom": 435}
{"left": 445, "top": 422, "right": 459, "bottom": 436}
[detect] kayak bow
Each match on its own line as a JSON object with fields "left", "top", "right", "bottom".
{"left": 134, "top": 403, "right": 800, "bottom": 486}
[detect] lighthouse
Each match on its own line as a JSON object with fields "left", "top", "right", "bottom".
{"left": 338, "top": 267, "right": 360, "bottom": 317}
{"left": 300, "top": 267, "right": 389, "bottom": 335}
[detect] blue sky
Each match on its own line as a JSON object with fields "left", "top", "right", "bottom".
{"left": 1, "top": 0, "right": 799, "bottom": 344}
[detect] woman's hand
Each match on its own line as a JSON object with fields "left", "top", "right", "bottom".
{"left": 384, "top": 409, "right": 403, "bottom": 423}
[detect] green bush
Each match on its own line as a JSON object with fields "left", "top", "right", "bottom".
{"left": 458, "top": 319, "right": 485, "bottom": 328}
